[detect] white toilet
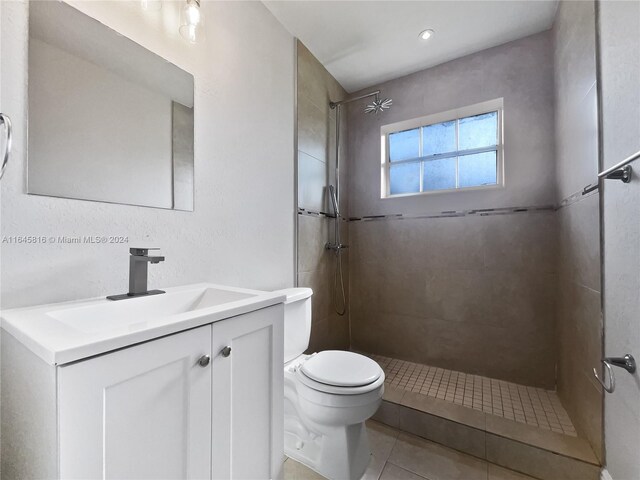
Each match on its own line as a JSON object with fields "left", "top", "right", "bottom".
{"left": 276, "top": 288, "right": 385, "bottom": 480}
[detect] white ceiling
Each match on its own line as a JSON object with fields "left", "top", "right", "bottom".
{"left": 263, "top": 1, "right": 559, "bottom": 93}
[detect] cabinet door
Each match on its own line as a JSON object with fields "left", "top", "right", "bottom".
{"left": 58, "top": 325, "right": 212, "bottom": 479}
{"left": 211, "top": 305, "right": 284, "bottom": 480}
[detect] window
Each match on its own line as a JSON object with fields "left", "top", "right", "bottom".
{"left": 381, "top": 99, "right": 504, "bottom": 197}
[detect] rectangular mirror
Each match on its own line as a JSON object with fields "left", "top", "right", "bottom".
{"left": 28, "top": 1, "right": 194, "bottom": 211}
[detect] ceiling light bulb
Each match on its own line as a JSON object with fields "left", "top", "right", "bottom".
{"left": 180, "top": 0, "right": 204, "bottom": 44}
{"left": 419, "top": 29, "right": 434, "bottom": 41}
{"left": 140, "top": 0, "right": 162, "bottom": 11}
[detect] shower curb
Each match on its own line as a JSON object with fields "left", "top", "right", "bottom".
{"left": 373, "top": 386, "right": 601, "bottom": 480}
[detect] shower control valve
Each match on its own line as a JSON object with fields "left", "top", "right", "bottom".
{"left": 326, "top": 242, "right": 349, "bottom": 252}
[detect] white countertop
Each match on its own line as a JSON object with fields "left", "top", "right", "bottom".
{"left": 1, "top": 283, "right": 285, "bottom": 366}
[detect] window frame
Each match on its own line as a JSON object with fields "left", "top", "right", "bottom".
{"left": 380, "top": 98, "right": 505, "bottom": 198}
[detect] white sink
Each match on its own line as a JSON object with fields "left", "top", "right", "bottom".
{"left": 51, "top": 287, "right": 255, "bottom": 334}
{"left": 0, "top": 283, "right": 285, "bottom": 365}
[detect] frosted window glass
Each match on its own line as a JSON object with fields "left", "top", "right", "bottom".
{"left": 423, "top": 157, "right": 456, "bottom": 190}
{"left": 422, "top": 121, "right": 456, "bottom": 156}
{"left": 458, "top": 112, "right": 497, "bottom": 150}
{"left": 458, "top": 151, "right": 497, "bottom": 187}
{"left": 389, "top": 162, "right": 420, "bottom": 194}
{"left": 389, "top": 128, "right": 420, "bottom": 162}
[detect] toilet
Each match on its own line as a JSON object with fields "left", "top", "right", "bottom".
{"left": 275, "top": 288, "right": 385, "bottom": 480}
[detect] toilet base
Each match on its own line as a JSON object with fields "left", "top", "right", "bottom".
{"left": 285, "top": 418, "right": 371, "bottom": 480}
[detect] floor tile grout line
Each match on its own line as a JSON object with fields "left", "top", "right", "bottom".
{"left": 388, "top": 431, "right": 491, "bottom": 480}
{"left": 384, "top": 459, "right": 434, "bottom": 480}
{"left": 374, "top": 433, "right": 400, "bottom": 480}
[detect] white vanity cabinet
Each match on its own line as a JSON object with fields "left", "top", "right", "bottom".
{"left": 211, "top": 307, "right": 284, "bottom": 480}
{"left": 58, "top": 325, "right": 213, "bottom": 479}
{"left": 1, "top": 295, "right": 284, "bottom": 480}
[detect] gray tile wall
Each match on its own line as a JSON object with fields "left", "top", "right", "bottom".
{"left": 350, "top": 212, "right": 558, "bottom": 388}
{"left": 552, "top": 0, "right": 603, "bottom": 461}
{"left": 346, "top": 31, "right": 556, "bottom": 217}
{"left": 296, "top": 42, "right": 350, "bottom": 351}
{"left": 346, "top": 32, "right": 558, "bottom": 388}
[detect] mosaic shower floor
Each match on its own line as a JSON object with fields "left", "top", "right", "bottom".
{"left": 368, "top": 354, "right": 577, "bottom": 437}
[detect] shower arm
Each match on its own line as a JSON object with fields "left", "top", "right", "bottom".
{"left": 329, "top": 90, "right": 380, "bottom": 109}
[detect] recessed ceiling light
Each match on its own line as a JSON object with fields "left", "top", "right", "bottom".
{"left": 419, "top": 29, "right": 434, "bottom": 41}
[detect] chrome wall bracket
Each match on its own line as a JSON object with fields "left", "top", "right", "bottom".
{"left": 598, "top": 149, "right": 639, "bottom": 180}
{"left": 588, "top": 149, "right": 639, "bottom": 196}
{"left": 603, "top": 165, "right": 632, "bottom": 183}
{"left": 582, "top": 165, "right": 632, "bottom": 195}
{"left": 593, "top": 354, "right": 636, "bottom": 394}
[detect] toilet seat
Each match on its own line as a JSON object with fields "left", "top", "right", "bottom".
{"left": 301, "top": 351, "right": 383, "bottom": 386}
{"left": 296, "top": 351, "right": 384, "bottom": 395}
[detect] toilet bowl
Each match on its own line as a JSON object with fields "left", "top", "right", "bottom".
{"left": 275, "top": 288, "right": 384, "bottom": 480}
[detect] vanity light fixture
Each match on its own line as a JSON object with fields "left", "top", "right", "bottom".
{"left": 179, "top": 0, "right": 204, "bottom": 44}
{"left": 419, "top": 29, "right": 434, "bottom": 40}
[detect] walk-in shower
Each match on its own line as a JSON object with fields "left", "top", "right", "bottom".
{"left": 327, "top": 90, "right": 392, "bottom": 315}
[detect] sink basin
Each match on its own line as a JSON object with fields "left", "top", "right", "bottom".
{"left": 0, "top": 283, "right": 285, "bottom": 365}
{"left": 51, "top": 287, "right": 255, "bottom": 334}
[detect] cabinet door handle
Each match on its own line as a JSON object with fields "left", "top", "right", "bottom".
{"left": 221, "top": 346, "right": 231, "bottom": 358}
{"left": 198, "top": 355, "right": 211, "bottom": 367}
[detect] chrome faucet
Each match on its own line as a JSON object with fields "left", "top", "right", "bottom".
{"left": 107, "top": 248, "right": 165, "bottom": 300}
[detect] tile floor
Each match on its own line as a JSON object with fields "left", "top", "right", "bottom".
{"left": 369, "top": 354, "right": 577, "bottom": 436}
{"left": 283, "top": 420, "right": 536, "bottom": 480}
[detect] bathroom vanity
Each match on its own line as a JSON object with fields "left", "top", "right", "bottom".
{"left": 1, "top": 284, "right": 285, "bottom": 479}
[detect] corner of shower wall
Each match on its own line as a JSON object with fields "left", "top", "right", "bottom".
{"left": 295, "top": 40, "right": 351, "bottom": 353}
{"left": 552, "top": 0, "right": 603, "bottom": 462}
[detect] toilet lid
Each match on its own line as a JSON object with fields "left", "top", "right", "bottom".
{"left": 300, "top": 351, "right": 383, "bottom": 387}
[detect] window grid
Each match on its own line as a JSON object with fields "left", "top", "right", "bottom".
{"left": 389, "top": 116, "right": 499, "bottom": 193}
{"left": 381, "top": 100, "right": 504, "bottom": 198}
{"left": 418, "top": 124, "right": 424, "bottom": 193}
{"left": 454, "top": 119, "right": 460, "bottom": 189}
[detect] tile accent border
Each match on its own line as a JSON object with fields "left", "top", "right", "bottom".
{"left": 297, "top": 208, "right": 348, "bottom": 221}
{"left": 348, "top": 204, "right": 556, "bottom": 223}
{"left": 299, "top": 203, "right": 560, "bottom": 223}
{"left": 557, "top": 187, "right": 599, "bottom": 210}
{"left": 299, "top": 188, "right": 598, "bottom": 223}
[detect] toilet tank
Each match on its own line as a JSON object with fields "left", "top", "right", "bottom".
{"left": 273, "top": 288, "right": 312, "bottom": 363}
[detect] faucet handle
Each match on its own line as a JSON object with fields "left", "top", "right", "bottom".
{"left": 130, "top": 247, "right": 160, "bottom": 256}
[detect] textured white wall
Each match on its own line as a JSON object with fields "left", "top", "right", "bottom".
{"left": 0, "top": 0, "right": 295, "bottom": 309}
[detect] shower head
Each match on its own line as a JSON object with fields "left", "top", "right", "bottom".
{"left": 330, "top": 90, "right": 392, "bottom": 114}
{"left": 364, "top": 95, "right": 392, "bottom": 114}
